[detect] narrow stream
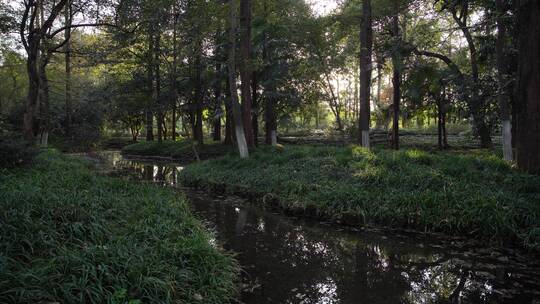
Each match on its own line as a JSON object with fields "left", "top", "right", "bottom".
{"left": 87, "top": 151, "right": 540, "bottom": 304}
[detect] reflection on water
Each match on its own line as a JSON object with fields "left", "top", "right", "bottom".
{"left": 87, "top": 150, "right": 184, "bottom": 186}
{"left": 89, "top": 151, "right": 540, "bottom": 304}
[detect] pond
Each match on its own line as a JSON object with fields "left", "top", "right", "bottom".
{"left": 86, "top": 151, "right": 540, "bottom": 304}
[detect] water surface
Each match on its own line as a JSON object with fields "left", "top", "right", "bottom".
{"left": 88, "top": 151, "right": 540, "bottom": 304}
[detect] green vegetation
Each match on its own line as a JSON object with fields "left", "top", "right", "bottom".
{"left": 122, "top": 140, "right": 233, "bottom": 161}
{"left": 0, "top": 151, "right": 238, "bottom": 303}
{"left": 0, "top": 135, "right": 37, "bottom": 168}
{"left": 180, "top": 145, "right": 540, "bottom": 250}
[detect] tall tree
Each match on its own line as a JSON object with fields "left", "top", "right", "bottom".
{"left": 391, "top": 2, "right": 400, "bottom": 150}
{"left": 442, "top": 0, "right": 492, "bottom": 148}
{"left": 20, "top": 0, "right": 68, "bottom": 141}
{"left": 239, "top": 0, "right": 255, "bottom": 146}
{"left": 515, "top": 0, "right": 540, "bottom": 173}
{"left": 359, "top": 0, "right": 373, "bottom": 148}
{"left": 261, "top": 0, "right": 276, "bottom": 146}
{"left": 228, "top": 0, "right": 249, "bottom": 158}
{"left": 64, "top": 0, "right": 72, "bottom": 137}
{"left": 496, "top": 0, "right": 512, "bottom": 161}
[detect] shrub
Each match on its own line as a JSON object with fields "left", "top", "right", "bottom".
{"left": 0, "top": 134, "right": 37, "bottom": 168}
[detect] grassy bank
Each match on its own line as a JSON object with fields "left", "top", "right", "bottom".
{"left": 122, "top": 140, "right": 232, "bottom": 162}
{"left": 0, "top": 151, "right": 237, "bottom": 303}
{"left": 179, "top": 145, "right": 540, "bottom": 250}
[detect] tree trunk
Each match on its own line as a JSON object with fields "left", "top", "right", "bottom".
{"left": 38, "top": 53, "right": 50, "bottom": 147}
{"left": 64, "top": 1, "right": 72, "bottom": 137}
{"left": 239, "top": 0, "right": 254, "bottom": 146}
{"left": 496, "top": 0, "right": 513, "bottom": 161}
{"left": 224, "top": 71, "right": 233, "bottom": 145}
{"left": 391, "top": 10, "right": 400, "bottom": 150}
{"left": 252, "top": 71, "right": 259, "bottom": 146}
{"left": 213, "top": 60, "right": 223, "bottom": 142}
{"left": 262, "top": 10, "right": 277, "bottom": 146}
{"left": 264, "top": 76, "right": 277, "bottom": 146}
{"left": 171, "top": 10, "right": 180, "bottom": 141}
{"left": 146, "top": 30, "right": 154, "bottom": 141}
{"left": 515, "top": 0, "right": 540, "bottom": 173}
{"left": 228, "top": 0, "right": 249, "bottom": 158}
{"left": 438, "top": 99, "right": 442, "bottom": 150}
{"left": 194, "top": 72, "right": 204, "bottom": 144}
{"left": 359, "top": 0, "right": 373, "bottom": 148}
{"left": 449, "top": 3, "right": 492, "bottom": 148}
{"left": 24, "top": 42, "right": 40, "bottom": 141}
{"left": 155, "top": 31, "right": 163, "bottom": 142}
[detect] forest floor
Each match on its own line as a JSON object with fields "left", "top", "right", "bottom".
{"left": 0, "top": 150, "right": 238, "bottom": 303}
{"left": 178, "top": 145, "right": 540, "bottom": 251}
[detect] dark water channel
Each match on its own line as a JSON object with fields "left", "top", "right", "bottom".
{"left": 86, "top": 151, "right": 540, "bottom": 304}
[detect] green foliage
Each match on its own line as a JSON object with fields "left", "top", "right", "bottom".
{"left": 0, "top": 134, "right": 37, "bottom": 168}
{"left": 0, "top": 151, "right": 238, "bottom": 303}
{"left": 180, "top": 145, "right": 540, "bottom": 250}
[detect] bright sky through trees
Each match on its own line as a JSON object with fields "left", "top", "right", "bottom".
{"left": 309, "top": 0, "right": 338, "bottom": 16}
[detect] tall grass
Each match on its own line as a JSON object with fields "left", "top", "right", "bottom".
{"left": 0, "top": 151, "right": 238, "bottom": 303}
{"left": 180, "top": 145, "right": 540, "bottom": 250}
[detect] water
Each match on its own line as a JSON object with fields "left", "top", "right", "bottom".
{"left": 86, "top": 151, "right": 540, "bottom": 304}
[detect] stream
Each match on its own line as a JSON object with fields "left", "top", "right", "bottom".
{"left": 86, "top": 151, "right": 540, "bottom": 304}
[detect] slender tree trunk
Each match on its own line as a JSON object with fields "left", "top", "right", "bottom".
{"left": 516, "top": 0, "right": 540, "bottom": 173}
{"left": 391, "top": 10, "right": 400, "bottom": 150}
{"left": 252, "top": 71, "right": 259, "bottom": 145}
{"left": 64, "top": 1, "right": 72, "bottom": 137}
{"left": 262, "top": 20, "right": 277, "bottom": 145}
{"left": 449, "top": 4, "right": 492, "bottom": 148}
{"left": 442, "top": 108, "right": 448, "bottom": 147}
{"left": 194, "top": 53, "right": 204, "bottom": 144}
{"left": 146, "top": 30, "right": 154, "bottom": 141}
{"left": 38, "top": 53, "right": 50, "bottom": 147}
{"left": 239, "top": 0, "right": 254, "bottom": 146}
{"left": 323, "top": 69, "right": 343, "bottom": 131}
{"left": 213, "top": 59, "right": 223, "bottom": 142}
{"left": 228, "top": 0, "right": 249, "bottom": 158}
{"left": 24, "top": 42, "right": 40, "bottom": 141}
{"left": 438, "top": 100, "right": 442, "bottom": 150}
{"left": 224, "top": 71, "right": 233, "bottom": 145}
{"left": 155, "top": 31, "right": 163, "bottom": 142}
{"left": 359, "top": 0, "right": 373, "bottom": 148}
{"left": 171, "top": 10, "right": 180, "bottom": 141}
{"left": 496, "top": 0, "right": 513, "bottom": 161}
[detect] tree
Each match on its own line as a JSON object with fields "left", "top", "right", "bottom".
{"left": 228, "top": 0, "right": 249, "bottom": 158}
{"left": 18, "top": 0, "right": 112, "bottom": 142}
{"left": 515, "top": 0, "right": 540, "bottom": 173}
{"left": 440, "top": 0, "right": 492, "bottom": 148}
{"left": 390, "top": 1, "right": 401, "bottom": 150}
{"left": 495, "top": 0, "right": 512, "bottom": 161}
{"left": 64, "top": 1, "right": 72, "bottom": 137}
{"left": 239, "top": 0, "right": 255, "bottom": 146}
{"left": 359, "top": 0, "right": 373, "bottom": 148}
{"left": 20, "top": 0, "right": 68, "bottom": 141}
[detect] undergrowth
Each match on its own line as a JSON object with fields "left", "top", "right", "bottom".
{"left": 0, "top": 151, "right": 238, "bottom": 303}
{"left": 179, "top": 145, "right": 540, "bottom": 250}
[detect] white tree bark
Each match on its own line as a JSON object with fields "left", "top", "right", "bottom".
{"left": 228, "top": 0, "right": 249, "bottom": 158}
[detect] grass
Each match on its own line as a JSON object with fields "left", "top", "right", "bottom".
{"left": 0, "top": 150, "right": 238, "bottom": 304}
{"left": 122, "top": 140, "right": 233, "bottom": 161}
{"left": 179, "top": 145, "right": 540, "bottom": 250}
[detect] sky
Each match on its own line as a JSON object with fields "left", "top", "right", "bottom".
{"left": 309, "top": 0, "right": 339, "bottom": 16}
